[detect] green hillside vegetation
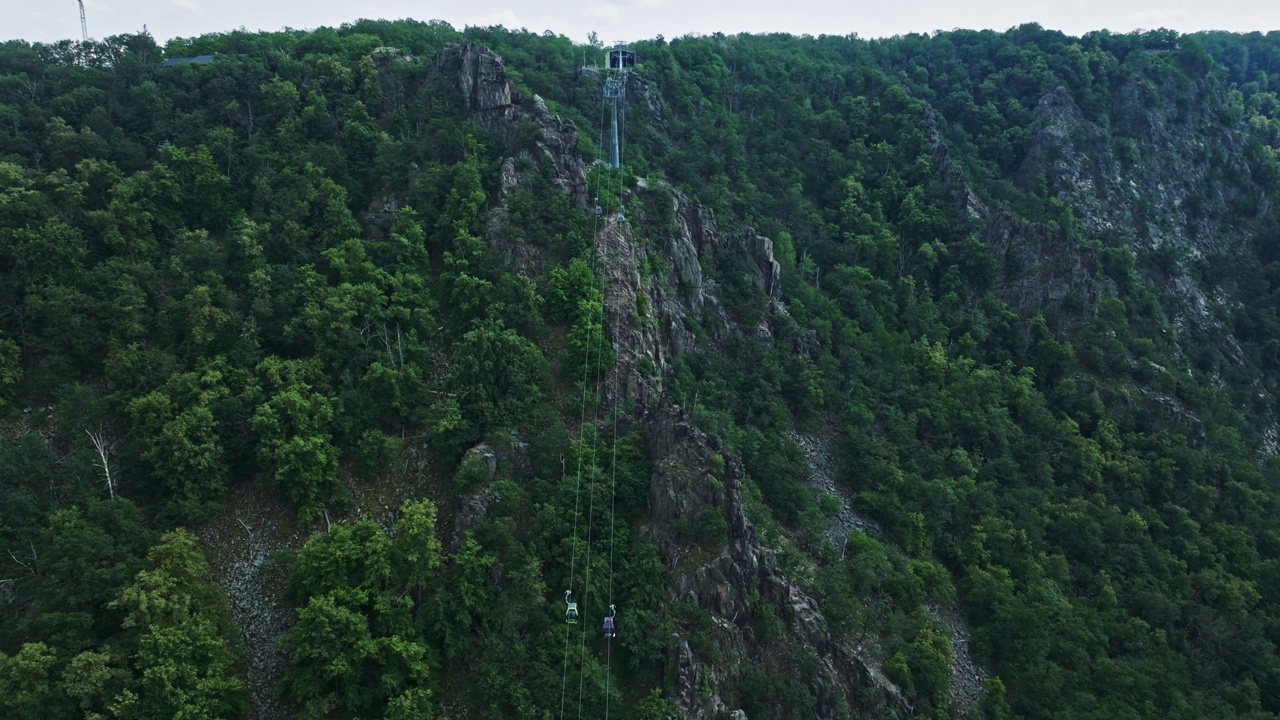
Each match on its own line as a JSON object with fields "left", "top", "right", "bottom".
{"left": 1, "top": 19, "right": 1280, "bottom": 720}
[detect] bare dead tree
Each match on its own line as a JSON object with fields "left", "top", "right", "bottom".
{"left": 8, "top": 540, "right": 39, "bottom": 577}
{"left": 86, "top": 429, "right": 117, "bottom": 500}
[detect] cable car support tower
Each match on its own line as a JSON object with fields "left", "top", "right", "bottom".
{"left": 604, "top": 43, "right": 636, "bottom": 169}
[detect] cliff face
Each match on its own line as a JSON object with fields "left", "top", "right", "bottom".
{"left": 449, "top": 43, "right": 912, "bottom": 718}
{"left": 1022, "top": 78, "right": 1265, "bottom": 256}
{"left": 436, "top": 41, "right": 589, "bottom": 210}
{"left": 1018, "top": 77, "right": 1264, "bottom": 377}
{"left": 601, "top": 197, "right": 904, "bottom": 717}
{"left": 642, "top": 404, "right": 919, "bottom": 719}
{"left": 387, "top": 40, "right": 1274, "bottom": 720}
{"left": 928, "top": 71, "right": 1269, "bottom": 421}
{"left": 924, "top": 103, "right": 1111, "bottom": 312}
{"left": 595, "top": 187, "right": 789, "bottom": 407}
{"left": 930, "top": 71, "right": 1267, "bottom": 316}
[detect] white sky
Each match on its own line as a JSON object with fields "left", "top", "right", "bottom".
{"left": 3, "top": 0, "right": 1278, "bottom": 46}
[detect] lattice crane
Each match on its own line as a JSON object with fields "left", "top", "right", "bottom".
{"left": 76, "top": 0, "right": 88, "bottom": 43}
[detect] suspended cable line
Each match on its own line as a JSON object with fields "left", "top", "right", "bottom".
{"left": 578, "top": 68, "right": 621, "bottom": 718}
{"left": 559, "top": 73, "right": 613, "bottom": 720}
{"left": 560, "top": 40, "right": 638, "bottom": 720}
{"left": 604, "top": 358, "right": 622, "bottom": 720}
{"left": 597, "top": 41, "right": 637, "bottom": 720}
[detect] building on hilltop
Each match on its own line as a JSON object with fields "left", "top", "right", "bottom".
{"left": 161, "top": 54, "right": 220, "bottom": 68}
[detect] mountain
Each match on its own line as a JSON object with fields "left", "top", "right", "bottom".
{"left": 3, "top": 20, "right": 1280, "bottom": 720}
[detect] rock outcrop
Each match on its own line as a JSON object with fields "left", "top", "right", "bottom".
{"left": 595, "top": 187, "right": 736, "bottom": 406}
{"left": 433, "top": 42, "right": 514, "bottom": 119}
{"left": 924, "top": 100, "right": 1109, "bottom": 311}
{"left": 921, "top": 69, "right": 1274, "bottom": 442}
{"left": 641, "top": 404, "right": 911, "bottom": 719}
{"left": 788, "top": 428, "right": 988, "bottom": 715}
{"left": 595, "top": 183, "right": 793, "bottom": 407}
{"left": 436, "top": 42, "right": 589, "bottom": 210}
{"left": 924, "top": 105, "right": 988, "bottom": 221}
{"left": 1023, "top": 79, "right": 1265, "bottom": 256}
{"left": 445, "top": 41, "right": 914, "bottom": 718}
{"left": 1019, "top": 79, "right": 1263, "bottom": 372}
{"left": 926, "top": 73, "right": 1266, "bottom": 386}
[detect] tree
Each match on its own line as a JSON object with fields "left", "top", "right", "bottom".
{"left": 395, "top": 499, "right": 443, "bottom": 594}
{"left": 0, "top": 337, "right": 20, "bottom": 407}
{"left": 110, "top": 530, "right": 245, "bottom": 720}
{"left": 431, "top": 538, "right": 496, "bottom": 660}
{"left": 85, "top": 430, "right": 118, "bottom": 500}
{"left": 128, "top": 387, "right": 229, "bottom": 523}
{"left": 62, "top": 649, "right": 130, "bottom": 720}
{"left": 278, "top": 590, "right": 380, "bottom": 716}
{"left": 287, "top": 520, "right": 395, "bottom": 601}
{"left": 451, "top": 316, "right": 547, "bottom": 427}
{"left": 0, "top": 643, "right": 59, "bottom": 720}
{"left": 251, "top": 357, "right": 339, "bottom": 522}
{"left": 28, "top": 500, "right": 154, "bottom": 650}
{"left": 544, "top": 258, "right": 597, "bottom": 323}
{"left": 566, "top": 297, "right": 614, "bottom": 381}
{"left": 279, "top": 516, "right": 438, "bottom": 718}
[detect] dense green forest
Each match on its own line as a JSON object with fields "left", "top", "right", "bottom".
{"left": 3, "top": 18, "right": 1280, "bottom": 720}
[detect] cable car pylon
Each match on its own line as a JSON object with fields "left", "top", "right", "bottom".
{"left": 604, "top": 42, "right": 636, "bottom": 169}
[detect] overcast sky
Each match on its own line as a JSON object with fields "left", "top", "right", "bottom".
{"left": 3, "top": 0, "right": 1278, "bottom": 47}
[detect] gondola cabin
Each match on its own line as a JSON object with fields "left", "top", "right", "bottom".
{"left": 564, "top": 590, "right": 578, "bottom": 624}
{"left": 603, "top": 604, "right": 617, "bottom": 638}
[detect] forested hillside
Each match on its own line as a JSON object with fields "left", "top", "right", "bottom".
{"left": 3, "top": 19, "right": 1280, "bottom": 720}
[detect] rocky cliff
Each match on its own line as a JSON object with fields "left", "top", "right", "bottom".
{"left": 1023, "top": 78, "right": 1266, "bottom": 256}
{"left": 925, "top": 69, "right": 1273, "bottom": 444}
{"left": 445, "top": 39, "right": 1280, "bottom": 718}
{"left": 924, "top": 103, "right": 1110, "bottom": 312}
{"left": 928, "top": 70, "right": 1267, "bottom": 323}
{"left": 1021, "top": 76, "right": 1264, "bottom": 378}
{"left": 447, "top": 42, "right": 918, "bottom": 718}
{"left": 435, "top": 41, "right": 590, "bottom": 210}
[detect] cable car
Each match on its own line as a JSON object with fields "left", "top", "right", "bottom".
{"left": 603, "top": 604, "right": 616, "bottom": 638}
{"left": 565, "top": 590, "right": 578, "bottom": 624}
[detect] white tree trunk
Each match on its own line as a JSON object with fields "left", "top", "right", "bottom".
{"left": 86, "top": 430, "right": 116, "bottom": 500}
